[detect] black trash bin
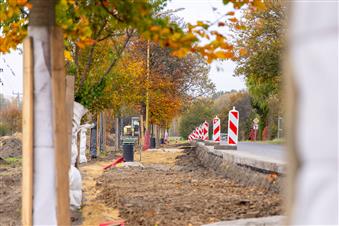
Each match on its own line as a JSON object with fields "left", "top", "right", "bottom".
{"left": 150, "top": 137, "right": 156, "bottom": 148}
{"left": 123, "top": 139, "right": 134, "bottom": 162}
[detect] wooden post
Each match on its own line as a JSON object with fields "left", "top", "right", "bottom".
{"left": 50, "top": 27, "right": 70, "bottom": 226}
{"left": 65, "top": 76, "right": 74, "bottom": 164}
{"left": 22, "top": 37, "right": 34, "bottom": 226}
{"left": 102, "top": 112, "right": 106, "bottom": 151}
{"left": 115, "top": 116, "right": 119, "bottom": 151}
{"left": 140, "top": 115, "right": 144, "bottom": 144}
{"left": 96, "top": 113, "right": 100, "bottom": 151}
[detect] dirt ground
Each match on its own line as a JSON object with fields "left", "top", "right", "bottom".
{"left": 93, "top": 147, "right": 282, "bottom": 226}
{"left": 0, "top": 133, "right": 22, "bottom": 159}
{"left": 0, "top": 140, "right": 282, "bottom": 226}
{"left": 0, "top": 163, "right": 21, "bottom": 226}
{"left": 0, "top": 133, "right": 22, "bottom": 226}
{"left": 79, "top": 158, "right": 122, "bottom": 226}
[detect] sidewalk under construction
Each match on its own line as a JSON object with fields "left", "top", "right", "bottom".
{"left": 77, "top": 144, "right": 282, "bottom": 226}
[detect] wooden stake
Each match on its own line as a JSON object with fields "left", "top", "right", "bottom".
{"left": 140, "top": 114, "right": 144, "bottom": 144}
{"left": 102, "top": 112, "right": 106, "bottom": 151}
{"left": 50, "top": 27, "right": 70, "bottom": 226}
{"left": 65, "top": 76, "right": 74, "bottom": 165}
{"left": 22, "top": 37, "right": 34, "bottom": 226}
{"left": 97, "top": 113, "right": 100, "bottom": 151}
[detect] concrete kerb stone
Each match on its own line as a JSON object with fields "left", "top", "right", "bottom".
{"left": 193, "top": 142, "right": 283, "bottom": 192}
{"left": 203, "top": 140, "right": 237, "bottom": 150}
{"left": 221, "top": 150, "right": 286, "bottom": 174}
{"left": 202, "top": 216, "right": 285, "bottom": 226}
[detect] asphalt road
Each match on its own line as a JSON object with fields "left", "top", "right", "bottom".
{"left": 237, "top": 142, "right": 286, "bottom": 162}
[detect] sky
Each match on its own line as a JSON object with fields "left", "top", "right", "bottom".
{"left": 165, "top": 0, "right": 246, "bottom": 92}
{"left": 0, "top": 0, "right": 246, "bottom": 97}
{"left": 0, "top": 48, "right": 23, "bottom": 97}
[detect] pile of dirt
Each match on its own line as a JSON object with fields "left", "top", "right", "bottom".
{"left": 96, "top": 149, "right": 282, "bottom": 226}
{"left": 0, "top": 165, "right": 21, "bottom": 226}
{"left": 0, "top": 133, "right": 22, "bottom": 159}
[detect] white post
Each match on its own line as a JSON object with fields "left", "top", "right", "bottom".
{"left": 227, "top": 106, "right": 239, "bottom": 145}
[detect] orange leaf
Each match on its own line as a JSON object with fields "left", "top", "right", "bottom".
{"left": 218, "top": 22, "right": 225, "bottom": 27}
{"left": 17, "top": 0, "right": 27, "bottom": 5}
{"left": 239, "top": 48, "right": 248, "bottom": 57}
{"left": 25, "top": 2, "right": 32, "bottom": 9}
{"left": 226, "top": 11, "right": 235, "bottom": 16}
{"left": 228, "top": 17, "right": 237, "bottom": 23}
{"left": 214, "top": 51, "right": 233, "bottom": 59}
{"left": 76, "top": 41, "right": 85, "bottom": 49}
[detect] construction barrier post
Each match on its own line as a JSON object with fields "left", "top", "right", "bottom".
{"left": 203, "top": 121, "right": 209, "bottom": 140}
{"left": 213, "top": 116, "right": 221, "bottom": 142}
{"left": 227, "top": 107, "right": 239, "bottom": 145}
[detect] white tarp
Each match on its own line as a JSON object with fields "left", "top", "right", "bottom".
{"left": 69, "top": 165, "right": 82, "bottom": 209}
{"left": 290, "top": 1, "right": 338, "bottom": 224}
{"left": 79, "top": 123, "right": 95, "bottom": 163}
{"left": 71, "top": 102, "right": 88, "bottom": 166}
{"left": 69, "top": 102, "right": 88, "bottom": 210}
{"left": 31, "top": 27, "right": 57, "bottom": 225}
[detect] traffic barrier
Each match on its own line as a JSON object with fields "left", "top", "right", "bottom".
{"left": 213, "top": 116, "right": 221, "bottom": 142}
{"left": 203, "top": 121, "right": 209, "bottom": 140}
{"left": 198, "top": 125, "right": 203, "bottom": 139}
{"left": 193, "top": 129, "right": 199, "bottom": 139}
{"left": 227, "top": 106, "right": 239, "bottom": 145}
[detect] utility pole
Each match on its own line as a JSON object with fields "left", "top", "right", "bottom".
{"left": 145, "top": 39, "right": 150, "bottom": 132}
{"left": 12, "top": 91, "right": 23, "bottom": 109}
{"left": 277, "top": 116, "right": 283, "bottom": 139}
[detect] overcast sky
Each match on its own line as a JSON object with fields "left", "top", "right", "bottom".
{"left": 0, "top": 0, "right": 246, "bottom": 97}
{"left": 165, "top": 0, "right": 246, "bottom": 92}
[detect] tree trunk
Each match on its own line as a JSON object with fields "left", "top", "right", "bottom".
{"left": 90, "top": 119, "right": 97, "bottom": 157}
{"left": 114, "top": 116, "right": 120, "bottom": 151}
{"left": 24, "top": 0, "right": 70, "bottom": 225}
{"left": 139, "top": 114, "right": 144, "bottom": 146}
{"left": 99, "top": 112, "right": 105, "bottom": 151}
{"left": 155, "top": 124, "right": 160, "bottom": 148}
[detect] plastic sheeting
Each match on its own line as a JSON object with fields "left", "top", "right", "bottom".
{"left": 30, "top": 26, "right": 57, "bottom": 225}
{"left": 79, "top": 123, "right": 95, "bottom": 163}
{"left": 290, "top": 1, "right": 338, "bottom": 224}
{"left": 69, "top": 102, "right": 88, "bottom": 210}
{"left": 71, "top": 102, "right": 88, "bottom": 166}
{"left": 69, "top": 165, "right": 82, "bottom": 209}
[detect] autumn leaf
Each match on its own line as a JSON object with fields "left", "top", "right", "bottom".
{"left": 218, "top": 22, "right": 225, "bottom": 27}
{"left": 228, "top": 17, "right": 238, "bottom": 23}
{"left": 239, "top": 48, "right": 248, "bottom": 57}
{"left": 64, "top": 50, "right": 73, "bottom": 62}
{"left": 214, "top": 51, "right": 233, "bottom": 59}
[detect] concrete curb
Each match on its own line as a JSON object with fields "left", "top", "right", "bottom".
{"left": 192, "top": 141, "right": 284, "bottom": 192}
{"left": 202, "top": 216, "right": 285, "bottom": 226}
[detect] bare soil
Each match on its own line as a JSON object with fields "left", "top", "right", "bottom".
{"left": 0, "top": 133, "right": 22, "bottom": 159}
{"left": 95, "top": 148, "right": 282, "bottom": 226}
{"left": 0, "top": 164, "right": 21, "bottom": 226}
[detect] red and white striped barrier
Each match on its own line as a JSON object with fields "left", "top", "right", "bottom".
{"left": 203, "top": 121, "right": 209, "bottom": 140}
{"left": 213, "top": 116, "right": 221, "bottom": 142}
{"left": 198, "top": 125, "right": 203, "bottom": 139}
{"left": 227, "top": 107, "right": 239, "bottom": 145}
{"left": 193, "top": 128, "right": 197, "bottom": 140}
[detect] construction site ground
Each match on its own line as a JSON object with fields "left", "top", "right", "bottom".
{"left": 0, "top": 138, "right": 282, "bottom": 226}
{"left": 82, "top": 145, "right": 282, "bottom": 226}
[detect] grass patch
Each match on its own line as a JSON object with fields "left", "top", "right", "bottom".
{"left": 3, "top": 157, "right": 22, "bottom": 166}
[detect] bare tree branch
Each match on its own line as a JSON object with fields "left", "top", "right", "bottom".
{"left": 98, "top": 29, "right": 134, "bottom": 84}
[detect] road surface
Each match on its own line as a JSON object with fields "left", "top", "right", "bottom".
{"left": 237, "top": 142, "right": 285, "bottom": 162}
